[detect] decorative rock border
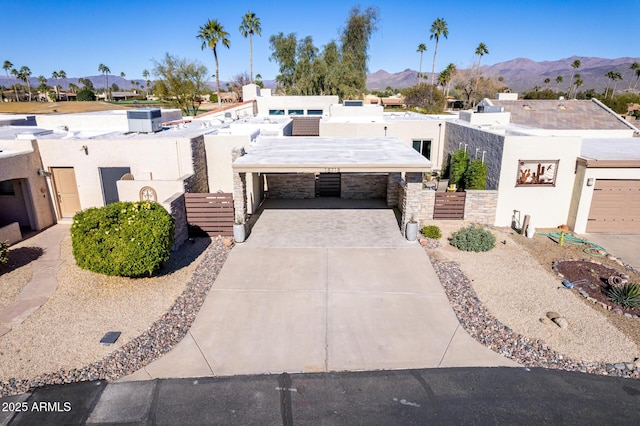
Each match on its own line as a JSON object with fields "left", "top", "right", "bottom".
{"left": 426, "top": 251, "right": 640, "bottom": 380}
{"left": 552, "top": 259, "right": 640, "bottom": 319}
{"left": 0, "top": 237, "right": 232, "bottom": 398}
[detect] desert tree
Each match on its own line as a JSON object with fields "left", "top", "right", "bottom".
{"left": 416, "top": 43, "right": 426, "bottom": 81}
{"left": 239, "top": 10, "right": 261, "bottom": 83}
{"left": 68, "top": 83, "right": 78, "bottom": 93}
{"left": 153, "top": 52, "right": 209, "bottom": 115}
{"left": 197, "top": 19, "right": 230, "bottom": 108}
{"left": 429, "top": 18, "right": 449, "bottom": 86}
{"left": 98, "top": 63, "right": 111, "bottom": 100}
{"left": 339, "top": 6, "right": 380, "bottom": 97}
{"left": 3, "top": 60, "right": 18, "bottom": 101}
{"left": 269, "top": 32, "right": 298, "bottom": 94}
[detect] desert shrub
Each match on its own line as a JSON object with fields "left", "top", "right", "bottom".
{"left": 0, "top": 240, "right": 8, "bottom": 266}
{"left": 71, "top": 201, "right": 174, "bottom": 277}
{"left": 449, "top": 149, "right": 469, "bottom": 188}
{"left": 450, "top": 225, "right": 495, "bottom": 252}
{"left": 463, "top": 159, "right": 487, "bottom": 190}
{"left": 607, "top": 282, "right": 640, "bottom": 309}
{"left": 77, "top": 88, "right": 96, "bottom": 101}
{"left": 420, "top": 225, "right": 442, "bottom": 239}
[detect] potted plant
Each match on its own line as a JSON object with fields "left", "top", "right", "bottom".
{"left": 233, "top": 219, "right": 246, "bottom": 243}
{"left": 405, "top": 217, "right": 419, "bottom": 242}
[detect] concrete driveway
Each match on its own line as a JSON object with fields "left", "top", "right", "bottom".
{"left": 125, "top": 199, "right": 516, "bottom": 381}
{"left": 582, "top": 233, "right": 640, "bottom": 270}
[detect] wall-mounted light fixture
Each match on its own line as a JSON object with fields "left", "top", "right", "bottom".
{"left": 586, "top": 178, "right": 594, "bottom": 186}
{"left": 37, "top": 169, "right": 51, "bottom": 177}
{"left": 80, "top": 145, "right": 88, "bottom": 155}
{"left": 384, "top": 126, "right": 388, "bottom": 137}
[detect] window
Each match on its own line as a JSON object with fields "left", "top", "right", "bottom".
{"left": 288, "top": 109, "right": 304, "bottom": 116}
{"left": 269, "top": 109, "right": 285, "bottom": 115}
{"left": 516, "top": 160, "right": 559, "bottom": 186}
{"left": 0, "top": 180, "right": 15, "bottom": 195}
{"left": 307, "top": 109, "right": 323, "bottom": 115}
{"left": 412, "top": 139, "right": 432, "bottom": 160}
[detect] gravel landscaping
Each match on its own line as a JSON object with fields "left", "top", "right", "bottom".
{"left": 425, "top": 222, "right": 640, "bottom": 380}
{"left": 0, "top": 236, "right": 231, "bottom": 397}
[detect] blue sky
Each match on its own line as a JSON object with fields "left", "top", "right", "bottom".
{"left": 3, "top": 0, "right": 639, "bottom": 82}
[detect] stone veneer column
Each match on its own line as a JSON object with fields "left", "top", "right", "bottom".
{"left": 401, "top": 172, "right": 423, "bottom": 233}
{"left": 232, "top": 147, "right": 247, "bottom": 223}
{"left": 386, "top": 172, "right": 401, "bottom": 207}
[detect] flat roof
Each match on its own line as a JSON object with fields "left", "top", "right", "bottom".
{"left": 232, "top": 136, "right": 431, "bottom": 173}
{"left": 581, "top": 138, "right": 640, "bottom": 160}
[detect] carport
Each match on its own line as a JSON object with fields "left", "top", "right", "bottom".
{"left": 231, "top": 136, "right": 432, "bottom": 234}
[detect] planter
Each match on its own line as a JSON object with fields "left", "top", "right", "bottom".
{"left": 233, "top": 223, "right": 246, "bottom": 243}
{"left": 405, "top": 222, "right": 419, "bottom": 242}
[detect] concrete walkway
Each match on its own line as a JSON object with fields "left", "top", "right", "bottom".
{"left": 124, "top": 199, "right": 517, "bottom": 381}
{"left": 0, "top": 224, "right": 70, "bottom": 337}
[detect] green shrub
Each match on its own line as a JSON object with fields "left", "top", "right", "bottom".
{"left": 463, "top": 159, "right": 487, "bottom": 190}
{"left": 450, "top": 225, "right": 496, "bottom": 252}
{"left": 77, "top": 88, "right": 96, "bottom": 101}
{"left": 420, "top": 225, "right": 442, "bottom": 239}
{"left": 607, "top": 282, "right": 640, "bottom": 309}
{"left": 449, "top": 149, "right": 469, "bottom": 188}
{"left": 71, "top": 201, "right": 174, "bottom": 277}
{"left": 0, "top": 240, "right": 8, "bottom": 266}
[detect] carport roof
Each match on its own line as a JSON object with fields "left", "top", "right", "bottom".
{"left": 232, "top": 136, "right": 432, "bottom": 173}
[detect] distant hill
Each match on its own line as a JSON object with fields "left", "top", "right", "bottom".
{"left": 366, "top": 56, "right": 640, "bottom": 93}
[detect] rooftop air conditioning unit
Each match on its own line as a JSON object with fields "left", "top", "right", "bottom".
{"left": 127, "top": 108, "right": 163, "bottom": 133}
{"left": 476, "top": 105, "right": 504, "bottom": 113}
{"left": 344, "top": 100, "right": 364, "bottom": 107}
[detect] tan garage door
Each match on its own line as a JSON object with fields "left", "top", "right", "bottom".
{"left": 586, "top": 180, "right": 640, "bottom": 232}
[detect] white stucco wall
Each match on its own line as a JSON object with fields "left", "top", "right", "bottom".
{"left": 568, "top": 165, "right": 640, "bottom": 233}
{"left": 116, "top": 178, "right": 186, "bottom": 205}
{"left": 256, "top": 95, "right": 338, "bottom": 116}
{"left": 495, "top": 135, "right": 582, "bottom": 228}
{"left": 37, "top": 136, "right": 196, "bottom": 212}
{"left": 205, "top": 134, "right": 251, "bottom": 193}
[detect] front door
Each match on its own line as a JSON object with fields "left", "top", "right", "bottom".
{"left": 51, "top": 167, "right": 81, "bottom": 218}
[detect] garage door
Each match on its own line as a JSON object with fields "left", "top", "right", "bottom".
{"left": 586, "top": 180, "right": 640, "bottom": 232}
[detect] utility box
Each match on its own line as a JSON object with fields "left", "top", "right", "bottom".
{"left": 127, "top": 108, "right": 163, "bottom": 133}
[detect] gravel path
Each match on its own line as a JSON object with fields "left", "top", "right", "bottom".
{"left": 0, "top": 236, "right": 231, "bottom": 397}
{"left": 427, "top": 222, "right": 640, "bottom": 379}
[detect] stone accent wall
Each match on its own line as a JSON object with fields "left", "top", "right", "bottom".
{"left": 387, "top": 172, "right": 401, "bottom": 207}
{"left": 232, "top": 147, "right": 247, "bottom": 223}
{"left": 443, "top": 123, "right": 505, "bottom": 190}
{"left": 340, "top": 173, "right": 387, "bottom": 199}
{"left": 464, "top": 190, "right": 498, "bottom": 224}
{"left": 184, "top": 135, "right": 209, "bottom": 193}
{"left": 401, "top": 172, "right": 423, "bottom": 232}
{"left": 162, "top": 193, "right": 188, "bottom": 250}
{"left": 415, "top": 190, "right": 436, "bottom": 225}
{"left": 265, "top": 173, "right": 316, "bottom": 199}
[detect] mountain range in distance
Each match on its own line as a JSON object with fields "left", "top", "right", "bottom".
{"left": 366, "top": 56, "right": 640, "bottom": 94}
{"left": 2, "top": 56, "right": 638, "bottom": 96}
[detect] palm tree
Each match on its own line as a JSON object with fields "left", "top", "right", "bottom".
{"left": 555, "top": 75, "right": 563, "bottom": 93}
{"left": 573, "top": 75, "right": 583, "bottom": 97}
{"left": 429, "top": 18, "right": 448, "bottom": 86}
{"left": 3, "top": 60, "right": 18, "bottom": 102}
{"left": 68, "top": 83, "right": 78, "bottom": 94}
{"left": 544, "top": 78, "right": 551, "bottom": 88}
{"left": 120, "top": 71, "right": 126, "bottom": 92}
{"left": 567, "top": 59, "right": 580, "bottom": 98}
{"left": 629, "top": 62, "right": 639, "bottom": 91}
{"left": 52, "top": 71, "right": 59, "bottom": 95}
{"left": 416, "top": 43, "right": 426, "bottom": 82}
{"left": 98, "top": 63, "right": 111, "bottom": 101}
{"left": 197, "top": 19, "right": 231, "bottom": 108}
{"left": 635, "top": 68, "right": 640, "bottom": 91}
{"left": 474, "top": 42, "right": 489, "bottom": 92}
{"left": 239, "top": 10, "right": 261, "bottom": 83}
{"left": 18, "top": 66, "right": 32, "bottom": 101}
{"left": 59, "top": 70, "right": 66, "bottom": 91}
{"left": 142, "top": 69, "right": 151, "bottom": 98}
{"left": 605, "top": 71, "right": 622, "bottom": 98}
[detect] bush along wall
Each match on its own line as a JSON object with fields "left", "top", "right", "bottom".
{"left": 71, "top": 201, "right": 174, "bottom": 277}
{"left": 464, "top": 158, "right": 487, "bottom": 190}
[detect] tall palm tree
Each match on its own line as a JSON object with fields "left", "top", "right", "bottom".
{"left": 555, "top": 75, "right": 563, "bottom": 93}
{"left": 629, "top": 62, "right": 639, "bottom": 91}
{"left": 120, "top": 71, "right": 126, "bottom": 91}
{"left": 58, "top": 70, "right": 66, "bottom": 91}
{"left": 605, "top": 71, "right": 622, "bottom": 98}
{"left": 239, "top": 10, "right": 261, "bottom": 83}
{"left": 51, "top": 70, "right": 59, "bottom": 95}
{"left": 573, "top": 75, "right": 583, "bottom": 97}
{"left": 544, "top": 78, "right": 551, "bottom": 88}
{"left": 635, "top": 68, "right": 640, "bottom": 91}
{"left": 567, "top": 59, "right": 580, "bottom": 98}
{"left": 98, "top": 63, "right": 111, "bottom": 101}
{"left": 474, "top": 42, "right": 489, "bottom": 92}
{"left": 142, "top": 69, "right": 150, "bottom": 98}
{"left": 429, "top": 18, "right": 448, "bottom": 86}
{"left": 416, "top": 43, "right": 426, "bottom": 82}
{"left": 197, "top": 19, "right": 231, "bottom": 108}
{"left": 18, "top": 66, "right": 32, "bottom": 101}
{"left": 3, "top": 60, "right": 18, "bottom": 102}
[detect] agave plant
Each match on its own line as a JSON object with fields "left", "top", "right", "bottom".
{"left": 607, "top": 282, "right": 640, "bottom": 309}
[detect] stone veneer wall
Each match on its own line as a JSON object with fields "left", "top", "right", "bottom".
{"left": 415, "top": 190, "right": 436, "bottom": 225}
{"left": 341, "top": 173, "right": 387, "bottom": 199}
{"left": 387, "top": 172, "right": 401, "bottom": 207}
{"left": 162, "top": 192, "right": 188, "bottom": 250}
{"left": 464, "top": 190, "right": 498, "bottom": 224}
{"left": 266, "top": 173, "right": 316, "bottom": 199}
{"left": 184, "top": 135, "right": 209, "bottom": 193}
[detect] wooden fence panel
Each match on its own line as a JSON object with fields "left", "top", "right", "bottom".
{"left": 185, "top": 193, "right": 234, "bottom": 236}
{"left": 433, "top": 192, "right": 466, "bottom": 220}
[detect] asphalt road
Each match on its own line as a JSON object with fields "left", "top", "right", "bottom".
{"left": 1, "top": 367, "right": 639, "bottom": 425}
